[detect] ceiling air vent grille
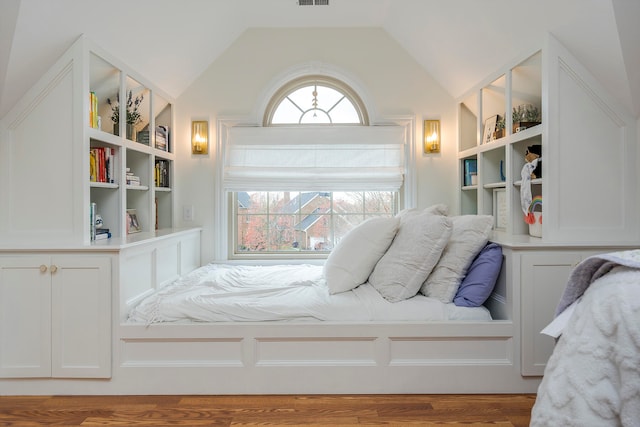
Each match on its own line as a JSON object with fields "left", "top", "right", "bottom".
{"left": 298, "top": 0, "right": 329, "bottom": 5}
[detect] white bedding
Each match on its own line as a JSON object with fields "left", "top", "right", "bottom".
{"left": 127, "top": 264, "right": 492, "bottom": 324}
{"left": 531, "top": 251, "right": 640, "bottom": 426}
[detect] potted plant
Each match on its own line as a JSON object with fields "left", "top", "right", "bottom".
{"left": 495, "top": 115, "right": 506, "bottom": 139}
{"left": 107, "top": 90, "right": 144, "bottom": 140}
{"left": 512, "top": 104, "right": 541, "bottom": 133}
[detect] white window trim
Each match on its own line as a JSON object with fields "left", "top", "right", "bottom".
{"left": 214, "top": 116, "right": 417, "bottom": 261}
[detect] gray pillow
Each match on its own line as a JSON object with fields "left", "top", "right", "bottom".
{"left": 369, "top": 213, "right": 452, "bottom": 302}
{"left": 421, "top": 215, "right": 494, "bottom": 302}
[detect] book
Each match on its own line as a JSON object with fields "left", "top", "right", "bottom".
{"left": 89, "top": 150, "right": 97, "bottom": 182}
{"left": 94, "top": 232, "right": 111, "bottom": 240}
{"left": 154, "top": 159, "right": 170, "bottom": 187}
{"left": 89, "top": 147, "right": 117, "bottom": 184}
{"left": 155, "top": 125, "right": 169, "bottom": 151}
{"left": 107, "top": 148, "right": 115, "bottom": 183}
{"left": 463, "top": 159, "right": 477, "bottom": 186}
{"left": 90, "top": 202, "right": 96, "bottom": 241}
{"left": 89, "top": 91, "right": 98, "bottom": 129}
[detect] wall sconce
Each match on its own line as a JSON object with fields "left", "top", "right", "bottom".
{"left": 191, "top": 120, "right": 208, "bottom": 154}
{"left": 424, "top": 119, "right": 440, "bottom": 153}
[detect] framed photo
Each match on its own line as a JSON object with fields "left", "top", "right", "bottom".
{"left": 483, "top": 115, "right": 498, "bottom": 144}
{"left": 493, "top": 188, "right": 507, "bottom": 230}
{"left": 126, "top": 209, "right": 141, "bottom": 234}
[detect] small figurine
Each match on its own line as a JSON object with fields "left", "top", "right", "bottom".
{"left": 525, "top": 145, "right": 542, "bottom": 179}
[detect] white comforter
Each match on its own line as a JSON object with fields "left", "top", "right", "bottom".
{"left": 127, "top": 263, "right": 491, "bottom": 323}
{"left": 531, "top": 251, "right": 640, "bottom": 426}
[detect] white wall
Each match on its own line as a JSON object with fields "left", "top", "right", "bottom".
{"left": 174, "top": 28, "right": 458, "bottom": 263}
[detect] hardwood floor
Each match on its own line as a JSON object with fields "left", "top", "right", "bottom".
{"left": 0, "top": 394, "right": 535, "bottom": 426}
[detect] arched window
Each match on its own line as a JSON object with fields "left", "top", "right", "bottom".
{"left": 264, "top": 76, "right": 369, "bottom": 125}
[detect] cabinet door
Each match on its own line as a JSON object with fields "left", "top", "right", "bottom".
{"left": 51, "top": 256, "right": 111, "bottom": 378}
{"left": 520, "top": 252, "right": 581, "bottom": 376}
{"left": 0, "top": 256, "right": 52, "bottom": 377}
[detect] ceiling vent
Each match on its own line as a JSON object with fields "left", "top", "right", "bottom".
{"left": 298, "top": 0, "right": 329, "bottom": 5}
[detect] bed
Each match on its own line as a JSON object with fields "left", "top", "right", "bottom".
{"left": 530, "top": 250, "right": 640, "bottom": 426}
{"left": 105, "top": 209, "right": 538, "bottom": 395}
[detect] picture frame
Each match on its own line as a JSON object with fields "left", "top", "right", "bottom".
{"left": 483, "top": 115, "right": 498, "bottom": 144}
{"left": 126, "top": 209, "right": 141, "bottom": 234}
{"left": 493, "top": 188, "right": 507, "bottom": 230}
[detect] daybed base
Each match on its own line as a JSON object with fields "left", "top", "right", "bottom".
{"left": 2, "top": 318, "right": 540, "bottom": 395}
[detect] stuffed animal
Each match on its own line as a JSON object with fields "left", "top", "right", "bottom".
{"left": 525, "top": 144, "right": 542, "bottom": 179}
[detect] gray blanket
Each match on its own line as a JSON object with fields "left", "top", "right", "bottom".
{"left": 555, "top": 249, "right": 640, "bottom": 317}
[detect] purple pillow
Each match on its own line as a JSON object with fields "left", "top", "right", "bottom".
{"left": 453, "top": 243, "right": 503, "bottom": 307}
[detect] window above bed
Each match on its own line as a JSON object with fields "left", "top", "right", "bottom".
{"left": 218, "top": 73, "right": 413, "bottom": 260}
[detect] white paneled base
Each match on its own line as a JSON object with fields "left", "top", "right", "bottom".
{"left": 0, "top": 321, "right": 539, "bottom": 395}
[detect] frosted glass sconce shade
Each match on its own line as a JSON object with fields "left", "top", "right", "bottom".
{"left": 424, "top": 119, "right": 440, "bottom": 153}
{"left": 191, "top": 120, "right": 208, "bottom": 154}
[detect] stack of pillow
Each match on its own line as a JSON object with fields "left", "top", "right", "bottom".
{"left": 322, "top": 204, "right": 502, "bottom": 307}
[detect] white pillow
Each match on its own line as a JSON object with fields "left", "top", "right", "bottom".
{"left": 369, "top": 213, "right": 452, "bottom": 302}
{"left": 421, "top": 215, "right": 494, "bottom": 302}
{"left": 323, "top": 216, "right": 400, "bottom": 294}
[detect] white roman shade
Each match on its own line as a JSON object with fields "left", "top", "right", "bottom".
{"left": 224, "top": 126, "right": 405, "bottom": 191}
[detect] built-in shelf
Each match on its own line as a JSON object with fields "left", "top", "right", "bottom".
{"left": 484, "top": 182, "right": 507, "bottom": 189}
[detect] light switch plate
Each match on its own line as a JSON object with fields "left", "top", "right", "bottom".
{"left": 183, "top": 205, "right": 194, "bottom": 221}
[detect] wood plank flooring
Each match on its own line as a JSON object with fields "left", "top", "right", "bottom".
{"left": 0, "top": 394, "right": 536, "bottom": 426}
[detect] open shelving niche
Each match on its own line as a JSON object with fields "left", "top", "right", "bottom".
{"left": 458, "top": 33, "right": 637, "bottom": 246}
{"left": 88, "top": 44, "right": 175, "bottom": 242}
{"left": 457, "top": 49, "right": 542, "bottom": 241}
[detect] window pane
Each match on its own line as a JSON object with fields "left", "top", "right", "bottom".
{"left": 365, "top": 191, "right": 395, "bottom": 213}
{"left": 299, "top": 192, "right": 330, "bottom": 215}
{"left": 277, "top": 191, "right": 302, "bottom": 214}
{"left": 287, "top": 87, "right": 312, "bottom": 109}
{"left": 315, "top": 86, "right": 343, "bottom": 111}
{"left": 300, "top": 109, "right": 331, "bottom": 124}
{"left": 328, "top": 98, "right": 360, "bottom": 123}
{"left": 246, "top": 191, "right": 267, "bottom": 213}
{"left": 272, "top": 98, "right": 303, "bottom": 124}
{"left": 269, "top": 215, "right": 297, "bottom": 251}
{"left": 237, "top": 214, "right": 268, "bottom": 252}
{"left": 307, "top": 213, "right": 332, "bottom": 251}
{"left": 334, "top": 192, "right": 364, "bottom": 214}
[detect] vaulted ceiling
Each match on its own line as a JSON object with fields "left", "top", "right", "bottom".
{"left": 1, "top": 0, "right": 639, "bottom": 119}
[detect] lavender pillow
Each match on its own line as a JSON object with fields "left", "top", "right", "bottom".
{"left": 453, "top": 243, "right": 503, "bottom": 307}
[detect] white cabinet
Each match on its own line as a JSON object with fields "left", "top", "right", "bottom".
{"left": 520, "top": 251, "right": 581, "bottom": 376}
{"left": 0, "top": 255, "right": 111, "bottom": 378}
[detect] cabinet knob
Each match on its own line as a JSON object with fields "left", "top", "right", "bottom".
{"left": 39, "top": 264, "right": 47, "bottom": 273}
{"left": 50, "top": 265, "right": 58, "bottom": 273}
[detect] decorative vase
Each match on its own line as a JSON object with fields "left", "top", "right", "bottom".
{"left": 113, "top": 123, "right": 134, "bottom": 140}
